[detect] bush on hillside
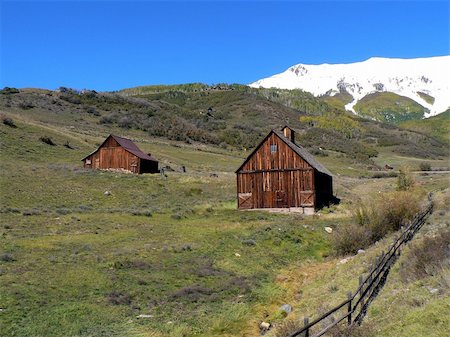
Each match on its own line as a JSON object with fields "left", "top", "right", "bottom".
{"left": 332, "top": 222, "right": 371, "bottom": 255}
{"left": 298, "top": 128, "right": 378, "bottom": 162}
{"left": 99, "top": 114, "right": 116, "bottom": 124}
{"left": 397, "top": 166, "right": 415, "bottom": 191}
{"left": 400, "top": 228, "right": 450, "bottom": 282}
{"left": 18, "top": 102, "right": 35, "bottom": 110}
{"left": 1, "top": 87, "right": 20, "bottom": 94}
{"left": 419, "top": 162, "right": 432, "bottom": 171}
{"left": 2, "top": 116, "right": 17, "bottom": 128}
{"left": 39, "top": 136, "right": 56, "bottom": 146}
{"left": 333, "top": 191, "right": 423, "bottom": 255}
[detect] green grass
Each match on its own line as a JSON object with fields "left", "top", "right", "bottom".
{"left": 1, "top": 90, "right": 449, "bottom": 336}
{"left": 354, "top": 92, "right": 427, "bottom": 123}
{"left": 0, "top": 116, "right": 336, "bottom": 336}
{"left": 364, "top": 189, "right": 450, "bottom": 337}
{"left": 264, "top": 187, "right": 450, "bottom": 337}
{"left": 399, "top": 109, "right": 450, "bottom": 144}
{"left": 319, "top": 91, "right": 353, "bottom": 112}
{"left": 417, "top": 91, "right": 435, "bottom": 105}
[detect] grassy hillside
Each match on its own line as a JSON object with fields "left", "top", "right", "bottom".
{"left": 1, "top": 85, "right": 449, "bottom": 336}
{"left": 265, "top": 186, "right": 450, "bottom": 337}
{"left": 1, "top": 86, "right": 447, "bottom": 165}
{"left": 399, "top": 109, "right": 450, "bottom": 144}
{"left": 363, "top": 191, "right": 450, "bottom": 337}
{"left": 354, "top": 92, "right": 427, "bottom": 123}
{"left": 0, "top": 111, "right": 361, "bottom": 337}
{"left": 319, "top": 91, "right": 353, "bottom": 112}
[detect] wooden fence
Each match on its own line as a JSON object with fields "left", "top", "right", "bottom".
{"left": 287, "top": 194, "right": 434, "bottom": 337}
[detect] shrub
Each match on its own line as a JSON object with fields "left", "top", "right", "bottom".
{"left": 22, "top": 209, "right": 41, "bottom": 216}
{"left": 84, "top": 105, "right": 100, "bottom": 115}
{"left": 242, "top": 239, "right": 257, "bottom": 246}
{"left": 39, "top": 136, "right": 56, "bottom": 146}
{"left": 377, "top": 191, "right": 421, "bottom": 232}
{"left": 18, "top": 102, "right": 35, "bottom": 110}
{"left": 332, "top": 222, "right": 371, "bottom": 255}
{"left": 397, "top": 166, "right": 414, "bottom": 191}
{"left": 334, "top": 191, "right": 422, "bottom": 255}
{"left": 0, "top": 253, "right": 16, "bottom": 262}
{"left": 60, "top": 93, "right": 81, "bottom": 104}
{"left": 63, "top": 141, "right": 74, "bottom": 149}
{"left": 99, "top": 115, "right": 115, "bottom": 124}
{"left": 372, "top": 172, "right": 397, "bottom": 178}
{"left": 419, "top": 161, "right": 432, "bottom": 171}
{"left": 131, "top": 210, "right": 152, "bottom": 217}
{"left": 118, "top": 116, "right": 133, "bottom": 128}
{"left": 1, "top": 87, "right": 20, "bottom": 94}
{"left": 400, "top": 228, "right": 450, "bottom": 282}
{"left": 2, "top": 116, "right": 17, "bottom": 128}
{"left": 56, "top": 208, "right": 71, "bottom": 215}
{"left": 273, "top": 319, "right": 299, "bottom": 337}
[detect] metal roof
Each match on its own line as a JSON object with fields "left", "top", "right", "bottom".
{"left": 81, "top": 134, "right": 158, "bottom": 162}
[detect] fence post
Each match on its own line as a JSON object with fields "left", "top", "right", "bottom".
{"left": 304, "top": 317, "right": 309, "bottom": 337}
{"left": 347, "top": 292, "right": 352, "bottom": 325}
{"left": 359, "top": 275, "right": 364, "bottom": 310}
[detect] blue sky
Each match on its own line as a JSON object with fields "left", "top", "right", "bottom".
{"left": 1, "top": 1, "right": 449, "bottom": 91}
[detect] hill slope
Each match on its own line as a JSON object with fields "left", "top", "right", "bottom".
{"left": 1, "top": 85, "right": 447, "bottom": 167}
{"left": 1, "top": 86, "right": 449, "bottom": 337}
{"left": 399, "top": 109, "right": 450, "bottom": 144}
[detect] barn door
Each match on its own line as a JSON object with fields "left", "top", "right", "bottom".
{"left": 131, "top": 159, "right": 138, "bottom": 173}
{"left": 300, "top": 191, "right": 314, "bottom": 207}
{"left": 94, "top": 158, "right": 100, "bottom": 169}
{"left": 238, "top": 193, "right": 253, "bottom": 209}
{"left": 276, "top": 190, "right": 288, "bottom": 208}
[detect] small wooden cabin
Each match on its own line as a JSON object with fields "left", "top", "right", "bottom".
{"left": 82, "top": 134, "right": 159, "bottom": 174}
{"left": 236, "top": 126, "right": 333, "bottom": 211}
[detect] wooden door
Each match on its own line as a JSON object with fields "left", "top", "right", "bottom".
{"left": 276, "top": 190, "right": 288, "bottom": 208}
{"left": 238, "top": 193, "right": 253, "bottom": 209}
{"left": 300, "top": 191, "right": 314, "bottom": 206}
{"left": 131, "top": 159, "right": 138, "bottom": 173}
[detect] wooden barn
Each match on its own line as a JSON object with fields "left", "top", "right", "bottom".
{"left": 82, "top": 134, "right": 159, "bottom": 174}
{"left": 236, "top": 126, "right": 333, "bottom": 212}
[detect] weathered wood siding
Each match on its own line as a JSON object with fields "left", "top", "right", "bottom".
{"left": 240, "top": 133, "right": 311, "bottom": 171}
{"left": 237, "top": 133, "right": 315, "bottom": 209}
{"left": 83, "top": 138, "right": 140, "bottom": 173}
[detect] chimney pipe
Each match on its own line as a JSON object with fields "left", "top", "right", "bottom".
{"left": 282, "top": 126, "right": 295, "bottom": 143}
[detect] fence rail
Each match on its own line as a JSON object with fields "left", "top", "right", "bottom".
{"left": 287, "top": 194, "right": 434, "bottom": 337}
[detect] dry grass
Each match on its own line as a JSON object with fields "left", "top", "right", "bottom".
{"left": 332, "top": 190, "right": 423, "bottom": 255}
{"left": 400, "top": 228, "right": 450, "bottom": 282}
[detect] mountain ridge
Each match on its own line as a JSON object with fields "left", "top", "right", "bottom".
{"left": 250, "top": 56, "right": 450, "bottom": 120}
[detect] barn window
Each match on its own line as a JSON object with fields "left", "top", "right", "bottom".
{"left": 86, "top": 159, "right": 91, "bottom": 165}
{"left": 270, "top": 144, "right": 277, "bottom": 153}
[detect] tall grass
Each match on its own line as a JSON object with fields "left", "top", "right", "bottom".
{"left": 333, "top": 190, "right": 423, "bottom": 255}
{"left": 400, "top": 228, "right": 450, "bottom": 282}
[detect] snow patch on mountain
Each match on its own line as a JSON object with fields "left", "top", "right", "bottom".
{"left": 250, "top": 56, "right": 450, "bottom": 117}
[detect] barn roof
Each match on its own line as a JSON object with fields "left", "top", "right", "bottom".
{"left": 81, "top": 134, "right": 158, "bottom": 162}
{"left": 236, "top": 128, "right": 332, "bottom": 176}
{"left": 273, "top": 130, "right": 332, "bottom": 176}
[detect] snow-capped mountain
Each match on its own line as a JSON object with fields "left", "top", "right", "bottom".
{"left": 250, "top": 56, "right": 450, "bottom": 117}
